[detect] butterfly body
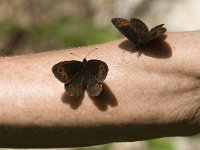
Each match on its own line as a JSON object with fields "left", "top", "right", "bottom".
{"left": 111, "top": 18, "right": 167, "bottom": 48}
{"left": 52, "top": 58, "right": 108, "bottom": 97}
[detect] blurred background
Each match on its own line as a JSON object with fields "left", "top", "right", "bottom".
{"left": 0, "top": 0, "right": 200, "bottom": 150}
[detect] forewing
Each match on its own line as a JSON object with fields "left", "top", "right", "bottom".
{"left": 64, "top": 72, "right": 85, "bottom": 97}
{"left": 86, "top": 59, "right": 108, "bottom": 82}
{"left": 130, "top": 18, "right": 149, "bottom": 39}
{"left": 52, "top": 60, "right": 82, "bottom": 84}
{"left": 144, "top": 24, "right": 167, "bottom": 43}
{"left": 111, "top": 18, "right": 138, "bottom": 43}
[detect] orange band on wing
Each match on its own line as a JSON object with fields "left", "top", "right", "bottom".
{"left": 116, "top": 21, "right": 129, "bottom": 27}
{"left": 98, "top": 64, "right": 105, "bottom": 80}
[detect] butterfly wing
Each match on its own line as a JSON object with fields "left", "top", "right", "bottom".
{"left": 144, "top": 24, "right": 167, "bottom": 44}
{"left": 52, "top": 60, "right": 82, "bottom": 84}
{"left": 85, "top": 74, "right": 102, "bottom": 97}
{"left": 64, "top": 72, "right": 85, "bottom": 97}
{"left": 52, "top": 60, "right": 86, "bottom": 96}
{"left": 85, "top": 60, "right": 108, "bottom": 96}
{"left": 87, "top": 59, "right": 108, "bottom": 82}
{"left": 130, "top": 18, "right": 149, "bottom": 38}
{"left": 130, "top": 18, "right": 149, "bottom": 45}
{"left": 111, "top": 18, "right": 138, "bottom": 43}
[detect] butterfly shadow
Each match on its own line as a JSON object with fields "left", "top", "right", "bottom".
{"left": 90, "top": 83, "right": 118, "bottom": 111}
{"left": 61, "top": 92, "right": 84, "bottom": 109}
{"left": 119, "top": 35, "right": 172, "bottom": 59}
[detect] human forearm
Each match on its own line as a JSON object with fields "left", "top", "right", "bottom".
{"left": 0, "top": 31, "right": 200, "bottom": 148}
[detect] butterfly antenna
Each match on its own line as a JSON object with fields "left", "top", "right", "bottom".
{"left": 70, "top": 52, "right": 83, "bottom": 59}
{"left": 85, "top": 47, "right": 98, "bottom": 59}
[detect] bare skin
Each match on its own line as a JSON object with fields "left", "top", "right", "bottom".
{"left": 0, "top": 31, "right": 200, "bottom": 148}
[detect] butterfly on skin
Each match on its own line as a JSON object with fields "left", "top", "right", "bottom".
{"left": 111, "top": 18, "right": 167, "bottom": 48}
{"left": 52, "top": 58, "right": 108, "bottom": 97}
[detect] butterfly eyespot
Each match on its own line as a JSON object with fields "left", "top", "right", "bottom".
{"left": 116, "top": 21, "right": 120, "bottom": 26}
{"left": 62, "top": 75, "right": 66, "bottom": 79}
{"left": 99, "top": 65, "right": 104, "bottom": 71}
{"left": 58, "top": 67, "right": 63, "bottom": 72}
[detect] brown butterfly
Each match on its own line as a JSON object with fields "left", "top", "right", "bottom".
{"left": 111, "top": 18, "right": 167, "bottom": 48}
{"left": 52, "top": 58, "right": 108, "bottom": 97}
